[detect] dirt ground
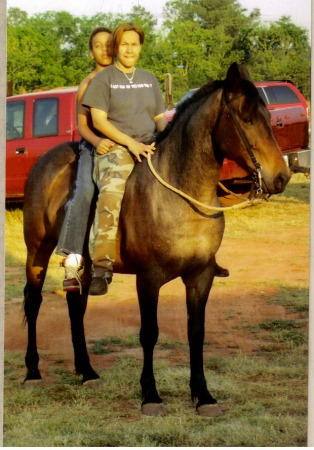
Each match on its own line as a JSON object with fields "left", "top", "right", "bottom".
{"left": 4, "top": 223, "right": 309, "bottom": 377}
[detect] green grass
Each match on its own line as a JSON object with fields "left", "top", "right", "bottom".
{"left": 224, "top": 173, "right": 310, "bottom": 240}
{"left": 258, "top": 319, "right": 303, "bottom": 331}
{"left": 3, "top": 345, "right": 307, "bottom": 447}
{"left": 263, "top": 285, "right": 309, "bottom": 313}
{"left": 89, "top": 334, "right": 140, "bottom": 354}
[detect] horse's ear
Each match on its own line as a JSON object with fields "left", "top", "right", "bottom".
{"left": 225, "top": 62, "right": 241, "bottom": 93}
{"left": 238, "top": 63, "right": 252, "bottom": 81}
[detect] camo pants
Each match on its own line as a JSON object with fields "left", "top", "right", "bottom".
{"left": 89, "top": 145, "right": 135, "bottom": 277}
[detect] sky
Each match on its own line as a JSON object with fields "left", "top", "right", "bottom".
{"left": 6, "top": 0, "right": 312, "bottom": 33}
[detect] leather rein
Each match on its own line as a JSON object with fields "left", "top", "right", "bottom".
{"left": 147, "top": 88, "right": 264, "bottom": 212}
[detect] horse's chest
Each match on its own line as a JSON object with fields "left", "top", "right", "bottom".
{"left": 143, "top": 212, "right": 224, "bottom": 261}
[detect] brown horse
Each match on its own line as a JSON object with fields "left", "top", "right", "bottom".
{"left": 23, "top": 63, "right": 290, "bottom": 416}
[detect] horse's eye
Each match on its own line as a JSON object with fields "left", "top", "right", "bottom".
{"left": 243, "top": 118, "right": 254, "bottom": 126}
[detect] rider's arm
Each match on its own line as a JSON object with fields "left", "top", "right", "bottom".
{"left": 76, "top": 79, "right": 114, "bottom": 152}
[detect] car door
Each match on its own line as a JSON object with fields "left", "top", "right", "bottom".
{"left": 6, "top": 98, "right": 29, "bottom": 198}
{"left": 256, "top": 84, "right": 309, "bottom": 151}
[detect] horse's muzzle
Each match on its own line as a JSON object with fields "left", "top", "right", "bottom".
{"left": 264, "top": 167, "right": 291, "bottom": 194}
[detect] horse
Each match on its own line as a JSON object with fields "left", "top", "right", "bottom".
{"left": 23, "top": 62, "right": 290, "bottom": 417}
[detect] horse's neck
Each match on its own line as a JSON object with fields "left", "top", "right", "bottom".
{"left": 156, "top": 90, "right": 223, "bottom": 202}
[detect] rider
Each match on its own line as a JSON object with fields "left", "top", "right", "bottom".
{"left": 82, "top": 23, "right": 168, "bottom": 295}
{"left": 56, "top": 27, "right": 115, "bottom": 292}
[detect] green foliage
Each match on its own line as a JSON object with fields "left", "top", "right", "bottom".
{"left": 245, "top": 16, "right": 311, "bottom": 97}
{"left": 7, "top": 2, "right": 311, "bottom": 100}
{"left": 4, "top": 347, "right": 307, "bottom": 446}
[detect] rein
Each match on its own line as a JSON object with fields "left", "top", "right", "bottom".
{"left": 147, "top": 88, "right": 265, "bottom": 212}
{"left": 147, "top": 154, "right": 263, "bottom": 211}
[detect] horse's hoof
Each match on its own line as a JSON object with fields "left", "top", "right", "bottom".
{"left": 23, "top": 379, "right": 43, "bottom": 389}
{"left": 82, "top": 378, "right": 102, "bottom": 389}
{"left": 197, "top": 403, "right": 223, "bottom": 417}
{"left": 142, "top": 403, "right": 167, "bottom": 416}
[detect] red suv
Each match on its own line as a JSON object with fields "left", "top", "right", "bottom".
{"left": 6, "top": 88, "right": 80, "bottom": 200}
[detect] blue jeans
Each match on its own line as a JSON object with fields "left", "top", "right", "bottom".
{"left": 56, "top": 139, "right": 96, "bottom": 257}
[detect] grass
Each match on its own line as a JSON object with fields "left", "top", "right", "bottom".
{"left": 89, "top": 334, "right": 140, "bottom": 354}
{"left": 260, "top": 285, "right": 309, "bottom": 313}
{"left": 3, "top": 343, "right": 308, "bottom": 447}
{"left": 4, "top": 172, "right": 309, "bottom": 446}
{"left": 224, "top": 173, "right": 310, "bottom": 240}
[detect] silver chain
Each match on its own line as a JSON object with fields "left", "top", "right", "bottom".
{"left": 116, "top": 64, "right": 136, "bottom": 84}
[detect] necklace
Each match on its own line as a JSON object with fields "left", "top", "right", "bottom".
{"left": 116, "top": 63, "right": 136, "bottom": 84}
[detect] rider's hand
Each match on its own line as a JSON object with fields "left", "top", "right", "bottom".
{"left": 128, "top": 140, "right": 155, "bottom": 162}
{"left": 96, "top": 138, "right": 115, "bottom": 155}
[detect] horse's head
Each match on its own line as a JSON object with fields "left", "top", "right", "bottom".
{"left": 214, "top": 63, "right": 291, "bottom": 195}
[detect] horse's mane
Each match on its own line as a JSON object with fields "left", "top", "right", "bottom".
{"left": 157, "top": 79, "right": 225, "bottom": 144}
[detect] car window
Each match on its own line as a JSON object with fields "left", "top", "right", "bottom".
{"left": 6, "top": 101, "right": 25, "bottom": 140}
{"left": 33, "top": 98, "right": 59, "bottom": 137}
{"left": 262, "top": 86, "right": 301, "bottom": 106}
{"left": 256, "top": 87, "right": 268, "bottom": 105}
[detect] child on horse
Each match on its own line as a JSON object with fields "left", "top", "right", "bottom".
{"left": 56, "top": 27, "right": 115, "bottom": 291}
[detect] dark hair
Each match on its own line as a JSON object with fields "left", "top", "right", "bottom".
{"left": 89, "top": 27, "right": 112, "bottom": 51}
{"left": 109, "top": 23, "right": 145, "bottom": 57}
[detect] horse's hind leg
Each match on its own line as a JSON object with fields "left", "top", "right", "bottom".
{"left": 66, "top": 272, "right": 100, "bottom": 385}
{"left": 136, "top": 273, "right": 167, "bottom": 416}
{"left": 182, "top": 262, "right": 223, "bottom": 417}
{"left": 24, "top": 244, "right": 54, "bottom": 383}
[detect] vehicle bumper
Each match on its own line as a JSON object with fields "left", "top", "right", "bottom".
{"left": 283, "top": 148, "right": 310, "bottom": 169}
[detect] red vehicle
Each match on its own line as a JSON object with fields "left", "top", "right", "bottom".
{"left": 6, "top": 87, "right": 80, "bottom": 201}
{"left": 6, "top": 81, "right": 309, "bottom": 203}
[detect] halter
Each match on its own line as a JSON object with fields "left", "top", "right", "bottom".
{"left": 215, "top": 89, "right": 263, "bottom": 195}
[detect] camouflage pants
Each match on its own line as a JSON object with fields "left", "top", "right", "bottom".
{"left": 89, "top": 145, "right": 135, "bottom": 277}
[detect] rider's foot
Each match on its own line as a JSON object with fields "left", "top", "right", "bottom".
{"left": 62, "top": 254, "right": 83, "bottom": 292}
{"left": 215, "top": 263, "right": 229, "bottom": 277}
{"left": 89, "top": 271, "right": 113, "bottom": 296}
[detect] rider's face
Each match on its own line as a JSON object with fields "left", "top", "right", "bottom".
{"left": 90, "top": 32, "right": 112, "bottom": 68}
{"left": 117, "top": 31, "right": 142, "bottom": 71}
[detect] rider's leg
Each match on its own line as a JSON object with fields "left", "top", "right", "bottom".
{"left": 56, "top": 140, "right": 96, "bottom": 292}
{"left": 89, "top": 145, "right": 135, "bottom": 295}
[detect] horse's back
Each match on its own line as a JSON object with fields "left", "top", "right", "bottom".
{"left": 23, "top": 141, "right": 79, "bottom": 247}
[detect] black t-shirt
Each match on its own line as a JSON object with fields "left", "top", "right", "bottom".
{"left": 83, "top": 65, "right": 165, "bottom": 144}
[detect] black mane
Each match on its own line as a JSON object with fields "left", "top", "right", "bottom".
{"left": 157, "top": 79, "right": 225, "bottom": 144}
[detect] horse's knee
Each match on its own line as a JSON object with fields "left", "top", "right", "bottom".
{"left": 140, "top": 324, "right": 159, "bottom": 349}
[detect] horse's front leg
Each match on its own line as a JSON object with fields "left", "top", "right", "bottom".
{"left": 182, "top": 261, "right": 223, "bottom": 417}
{"left": 136, "top": 273, "right": 167, "bottom": 416}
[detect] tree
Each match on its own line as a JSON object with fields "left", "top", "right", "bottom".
{"left": 7, "top": 7, "right": 28, "bottom": 26}
{"left": 6, "top": 5, "right": 311, "bottom": 100}
{"left": 246, "top": 16, "right": 311, "bottom": 96}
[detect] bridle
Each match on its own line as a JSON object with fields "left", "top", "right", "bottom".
{"left": 214, "top": 89, "right": 263, "bottom": 196}
{"left": 147, "top": 87, "right": 266, "bottom": 212}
